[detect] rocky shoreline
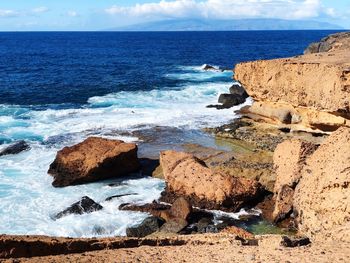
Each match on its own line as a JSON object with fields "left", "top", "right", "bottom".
{"left": 1, "top": 31, "right": 349, "bottom": 262}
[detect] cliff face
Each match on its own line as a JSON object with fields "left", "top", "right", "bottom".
{"left": 234, "top": 50, "right": 350, "bottom": 132}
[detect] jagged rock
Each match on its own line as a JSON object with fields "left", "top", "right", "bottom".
{"left": 0, "top": 140, "right": 30, "bottom": 157}
{"left": 229, "top": 83, "right": 248, "bottom": 97}
{"left": 48, "top": 137, "right": 140, "bottom": 187}
{"left": 304, "top": 32, "right": 350, "bottom": 54}
{"left": 126, "top": 216, "right": 165, "bottom": 238}
{"left": 281, "top": 236, "right": 311, "bottom": 247}
{"left": 159, "top": 150, "right": 265, "bottom": 212}
{"left": 294, "top": 127, "right": 350, "bottom": 242}
{"left": 54, "top": 196, "right": 103, "bottom": 219}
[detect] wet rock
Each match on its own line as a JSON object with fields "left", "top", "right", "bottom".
{"left": 126, "top": 216, "right": 165, "bottom": 237}
{"left": 54, "top": 196, "right": 103, "bottom": 219}
{"left": 159, "top": 218, "right": 188, "bottom": 234}
{"left": 281, "top": 236, "right": 311, "bottom": 247}
{"left": 119, "top": 201, "right": 171, "bottom": 217}
{"left": 0, "top": 140, "right": 30, "bottom": 157}
{"left": 201, "top": 64, "right": 223, "bottom": 72}
{"left": 105, "top": 193, "right": 138, "bottom": 202}
{"left": 48, "top": 137, "right": 140, "bottom": 187}
{"left": 160, "top": 150, "right": 265, "bottom": 212}
{"left": 160, "top": 197, "right": 192, "bottom": 221}
{"left": 229, "top": 83, "right": 248, "bottom": 97}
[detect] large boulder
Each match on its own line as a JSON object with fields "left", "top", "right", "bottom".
{"left": 159, "top": 150, "right": 265, "bottom": 212}
{"left": 48, "top": 137, "right": 140, "bottom": 187}
{"left": 293, "top": 127, "right": 350, "bottom": 242}
{"left": 304, "top": 31, "right": 350, "bottom": 54}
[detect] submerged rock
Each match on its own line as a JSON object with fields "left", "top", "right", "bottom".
{"left": 126, "top": 216, "right": 165, "bottom": 238}
{"left": 54, "top": 196, "right": 103, "bottom": 219}
{"left": 0, "top": 140, "right": 30, "bottom": 157}
{"left": 105, "top": 193, "right": 138, "bottom": 202}
{"left": 48, "top": 137, "right": 140, "bottom": 187}
{"left": 201, "top": 64, "right": 224, "bottom": 72}
{"left": 159, "top": 150, "right": 265, "bottom": 212}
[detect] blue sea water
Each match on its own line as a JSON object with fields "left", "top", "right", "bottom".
{"left": 0, "top": 30, "right": 340, "bottom": 237}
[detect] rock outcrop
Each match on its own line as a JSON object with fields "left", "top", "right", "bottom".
{"left": 293, "top": 127, "right": 350, "bottom": 242}
{"left": 234, "top": 43, "right": 350, "bottom": 133}
{"left": 54, "top": 196, "right": 103, "bottom": 219}
{"left": 159, "top": 150, "right": 265, "bottom": 212}
{"left": 0, "top": 140, "right": 30, "bottom": 157}
{"left": 48, "top": 137, "right": 140, "bottom": 187}
{"left": 304, "top": 31, "right": 350, "bottom": 54}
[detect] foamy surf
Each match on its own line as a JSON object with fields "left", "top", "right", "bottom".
{"left": 0, "top": 65, "right": 252, "bottom": 238}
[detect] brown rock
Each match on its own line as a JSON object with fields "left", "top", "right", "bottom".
{"left": 167, "top": 197, "right": 192, "bottom": 221}
{"left": 119, "top": 201, "right": 171, "bottom": 217}
{"left": 160, "top": 150, "right": 264, "bottom": 212}
{"left": 273, "top": 139, "right": 318, "bottom": 193}
{"left": 234, "top": 50, "right": 350, "bottom": 114}
{"left": 48, "top": 137, "right": 140, "bottom": 187}
{"left": 221, "top": 226, "right": 255, "bottom": 240}
{"left": 159, "top": 218, "right": 188, "bottom": 234}
{"left": 293, "top": 127, "right": 350, "bottom": 242}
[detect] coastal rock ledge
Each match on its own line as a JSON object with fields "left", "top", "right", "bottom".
{"left": 48, "top": 137, "right": 140, "bottom": 187}
{"left": 234, "top": 34, "right": 350, "bottom": 133}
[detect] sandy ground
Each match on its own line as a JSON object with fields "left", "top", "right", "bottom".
{"left": 2, "top": 234, "right": 349, "bottom": 263}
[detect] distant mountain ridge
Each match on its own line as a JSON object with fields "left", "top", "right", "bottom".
{"left": 107, "top": 19, "right": 342, "bottom": 31}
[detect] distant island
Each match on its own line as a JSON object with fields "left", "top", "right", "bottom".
{"left": 107, "top": 18, "right": 342, "bottom": 31}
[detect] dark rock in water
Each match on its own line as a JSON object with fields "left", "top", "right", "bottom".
{"left": 229, "top": 84, "right": 249, "bottom": 98}
{"left": 207, "top": 90, "right": 247, "bottom": 110}
{"left": 281, "top": 236, "right": 311, "bottom": 247}
{"left": 126, "top": 216, "right": 165, "bottom": 237}
{"left": 0, "top": 141, "right": 30, "bottom": 157}
{"left": 139, "top": 158, "right": 160, "bottom": 177}
{"left": 54, "top": 196, "right": 103, "bottom": 219}
{"left": 201, "top": 64, "right": 223, "bottom": 72}
{"left": 119, "top": 201, "right": 170, "bottom": 217}
{"left": 105, "top": 193, "right": 138, "bottom": 202}
{"left": 159, "top": 218, "right": 188, "bottom": 234}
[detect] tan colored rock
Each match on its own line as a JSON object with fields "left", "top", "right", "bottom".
{"left": 272, "top": 185, "right": 294, "bottom": 223}
{"left": 293, "top": 127, "right": 350, "bottom": 242}
{"left": 48, "top": 137, "right": 140, "bottom": 187}
{"left": 273, "top": 139, "right": 318, "bottom": 193}
{"left": 234, "top": 50, "right": 350, "bottom": 114}
{"left": 221, "top": 226, "right": 255, "bottom": 240}
{"left": 160, "top": 150, "right": 264, "bottom": 211}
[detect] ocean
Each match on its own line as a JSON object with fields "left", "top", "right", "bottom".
{"left": 0, "top": 30, "right": 339, "bottom": 237}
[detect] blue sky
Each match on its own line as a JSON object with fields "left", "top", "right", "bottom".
{"left": 0, "top": 0, "right": 349, "bottom": 31}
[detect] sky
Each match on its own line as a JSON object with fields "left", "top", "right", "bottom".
{"left": 0, "top": 0, "right": 349, "bottom": 31}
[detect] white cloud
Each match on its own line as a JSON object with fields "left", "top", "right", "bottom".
{"left": 105, "top": 0, "right": 327, "bottom": 20}
{"left": 32, "top": 7, "right": 49, "bottom": 14}
{"left": 67, "top": 11, "right": 78, "bottom": 17}
{"left": 0, "top": 9, "right": 19, "bottom": 17}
